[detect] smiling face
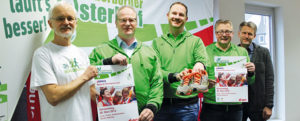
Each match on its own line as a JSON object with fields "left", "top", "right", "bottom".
{"left": 215, "top": 23, "right": 233, "bottom": 47}
{"left": 102, "top": 90, "right": 112, "bottom": 100}
{"left": 116, "top": 7, "right": 137, "bottom": 40}
{"left": 48, "top": 4, "right": 77, "bottom": 38}
{"left": 167, "top": 4, "right": 188, "bottom": 30}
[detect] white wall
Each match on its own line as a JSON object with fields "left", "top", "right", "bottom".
{"left": 216, "top": 0, "right": 300, "bottom": 121}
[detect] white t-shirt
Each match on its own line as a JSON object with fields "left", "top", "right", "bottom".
{"left": 30, "top": 42, "right": 93, "bottom": 121}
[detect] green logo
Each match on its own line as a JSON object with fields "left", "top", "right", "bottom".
{"left": 64, "top": 58, "right": 84, "bottom": 73}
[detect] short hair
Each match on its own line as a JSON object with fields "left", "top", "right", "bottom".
{"left": 115, "top": 6, "right": 137, "bottom": 22}
{"left": 239, "top": 21, "right": 257, "bottom": 35}
{"left": 169, "top": 2, "right": 188, "bottom": 17}
{"left": 48, "top": 1, "right": 77, "bottom": 20}
{"left": 100, "top": 88, "right": 108, "bottom": 98}
{"left": 215, "top": 19, "right": 233, "bottom": 31}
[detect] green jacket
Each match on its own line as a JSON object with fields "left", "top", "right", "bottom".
{"left": 204, "top": 42, "right": 255, "bottom": 104}
{"left": 152, "top": 31, "right": 209, "bottom": 98}
{"left": 89, "top": 38, "right": 163, "bottom": 113}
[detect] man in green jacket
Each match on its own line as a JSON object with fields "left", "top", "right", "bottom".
{"left": 89, "top": 6, "right": 163, "bottom": 121}
{"left": 152, "top": 2, "right": 209, "bottom": 121}
{"left": 200, "top": 19, "right": 255, "bottom": 121}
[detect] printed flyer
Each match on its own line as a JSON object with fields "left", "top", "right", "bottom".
{"left": 95, "top": 64, "right": 139, "bottom": 121}
{"left": 214, "top": 56, "right": 248, "bottom": 102}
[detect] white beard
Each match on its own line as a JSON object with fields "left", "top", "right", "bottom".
{"left": 54, "top": 29, "right": 73, "bottom": 38}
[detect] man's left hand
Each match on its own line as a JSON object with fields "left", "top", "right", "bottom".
{"left": 245, "top": 62, "right": 255, "bottom": 72}
{"left": 138, "top": 108, "right": 154, "bottom": 121}
{"left": 193, "top": 62, "right": 205, "bottom": 72}
{"left": 263, "top": 107, "right": 272, "bottom": 120}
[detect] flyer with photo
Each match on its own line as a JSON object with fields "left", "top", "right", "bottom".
{"left": 95, "top": 64, "right": 139, "bottom": 121}
{"left": 214, "top": 56, "right": 248, "bottom": 102}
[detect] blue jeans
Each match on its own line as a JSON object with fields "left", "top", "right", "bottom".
{"left": 200, "top": 103, "right": 243, "bottom": 121}
{"left": 154, "top": 103, "right": 199, "bottom": 121}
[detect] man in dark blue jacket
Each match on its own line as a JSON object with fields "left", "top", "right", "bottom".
{"left": 238, "top": 21, "right": 274, "bottom": 121}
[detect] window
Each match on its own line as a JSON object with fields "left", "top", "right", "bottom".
{"left": 245, "top": 13, "right": 271, "bottom": 50}
{"left": 245, "top": 4, "right": 284, "bottom": 121}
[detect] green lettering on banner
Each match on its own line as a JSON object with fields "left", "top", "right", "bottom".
{"left": 15, "top": 0, "right": 24, "bottom": 12}
{"left": 138, "top": 10, "right": 142, "bottom": 27}
{"left": 112, "top": 0, "right": 117, "bottom": 4}
{"left": 2, "top": 16, "right": 47, "bottom": 39}
{"left": 90, "top": 3, "right": 97, "bottom": 22}
{"left": 21, "top": 21, "right": 27, "bottom": 35}
{"left": 134, "top": 0, "right": 139, "bottom": 8}
{"left": 24, "top": 0, "right": 32, "bottom": 12}
{"left": 118, "top": 0, "right": 123, "bottom": 5}
{"left": 11, "top": 0, "right": 44, "bottom": 13}
{"left": 74, "top": 0, "right": 79, "bottom": 11}
{"left": 10, "top": 0, "right": 15, "bottom": 13}
{"left": 107, "top": 7, "right": 116, "bottom": 23}
{"left": 80, "top": 4, "right": 89, "bottom": 20}
{"left": 33, "top": 20, "right": 39, "bottom": 33}
{"left": 139, "top": 0, "right": 143, "bottom": 8}
{"left": 45, "top": 0, "right": 50, "bottom": 11}
{"left": 27, "top": 21, "right": 33, "bottom": 34}
{"left": 98, "top": 7, "right": 107, "bottom": 22}
{"left": 3, "top": 18, "right": 13, "bottom": 39}
{"left": 13, "top": 22, "right": 21, "bottom": 37}
{"left": 37, "top": 0, "right": 43, "bottom": 12}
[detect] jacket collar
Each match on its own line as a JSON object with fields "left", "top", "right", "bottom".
{"left": 161, "top": 31, "right": 192, "bottom": 47}
{"left": 108, "top": 37, "right": 142, "bottom": 58}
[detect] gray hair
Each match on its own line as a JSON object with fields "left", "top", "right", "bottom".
{"left": 239, "top": 21, "right": 257, "bottom": 35}
{"left": 48, "top": 1, "right": 77, "bottom": 20}
{"left": 115, "top": 6, "right": 137, "bottom": 22}
{"left": 215, "top": 19, "right": 233, "bottom": 31}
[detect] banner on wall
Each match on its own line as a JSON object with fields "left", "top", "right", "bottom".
{"left": 0, "top": 0, "right": 57, "bottom": 121}
{"left": 0, "top": 0, "right": 213, "bottom": 121}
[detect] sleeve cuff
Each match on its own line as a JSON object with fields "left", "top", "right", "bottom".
{"left": 102, "top": 57, "right": 113, "bottom": 65}
{"left": 265, "top": 104, "right": 273, "bottom": 109}
{"left": 247, "top": 71, "right": 254, "bottom": 77}
{"left": 145, "top": 104, "right": 157, "bottom": 114}
{"left": 168, "top": 73, "right": 179, "bottom": 83}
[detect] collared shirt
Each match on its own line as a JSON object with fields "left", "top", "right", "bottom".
{"left": 116, "top": 36, "right": 138, "bottom": 57}
{"left": 167, "top": 31, "right": 187, "bottom": 45}
{"left": 238, "top": 43, "right": 254, "bottom": 59}
{"left": 247, "top": 43, "right": 254, "bottom": 59}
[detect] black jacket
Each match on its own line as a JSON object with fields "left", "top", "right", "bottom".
{"left": 247, "top": 43, "right": 274, "bottom": 111}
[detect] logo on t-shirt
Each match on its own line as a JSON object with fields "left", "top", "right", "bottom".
{"left": 63, "top": 58, "right": 84, "bottom": 73}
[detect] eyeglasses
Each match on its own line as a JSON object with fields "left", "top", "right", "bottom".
{"left": 118, "top": 18, "right": 137, "bottom": 23}
{"left": 216, "top": 30, "right": 233, "bottom": 35}
{"left": 52, "top": 16, "right": 76, "bottom": 23}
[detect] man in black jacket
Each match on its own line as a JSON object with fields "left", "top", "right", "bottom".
{"left": 238, "top": 21, "right": 274, "bottom": 121}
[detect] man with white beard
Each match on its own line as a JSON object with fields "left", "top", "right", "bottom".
{"left": 30, "top": 2, "right": 98, "bottom": 121}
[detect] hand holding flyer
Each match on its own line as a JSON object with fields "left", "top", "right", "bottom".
{"left": 214, "top": 56, "right": 248, "bottom": 102}
{"left": 95, "top": 64, "right": 139, "bottom": 121}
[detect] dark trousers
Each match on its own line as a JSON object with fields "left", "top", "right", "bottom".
{"left": 243, "top": 103, "right": 265, "bottom": 121}
{"left": 200, "top": 103, "right": 243, "bottom": 121}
